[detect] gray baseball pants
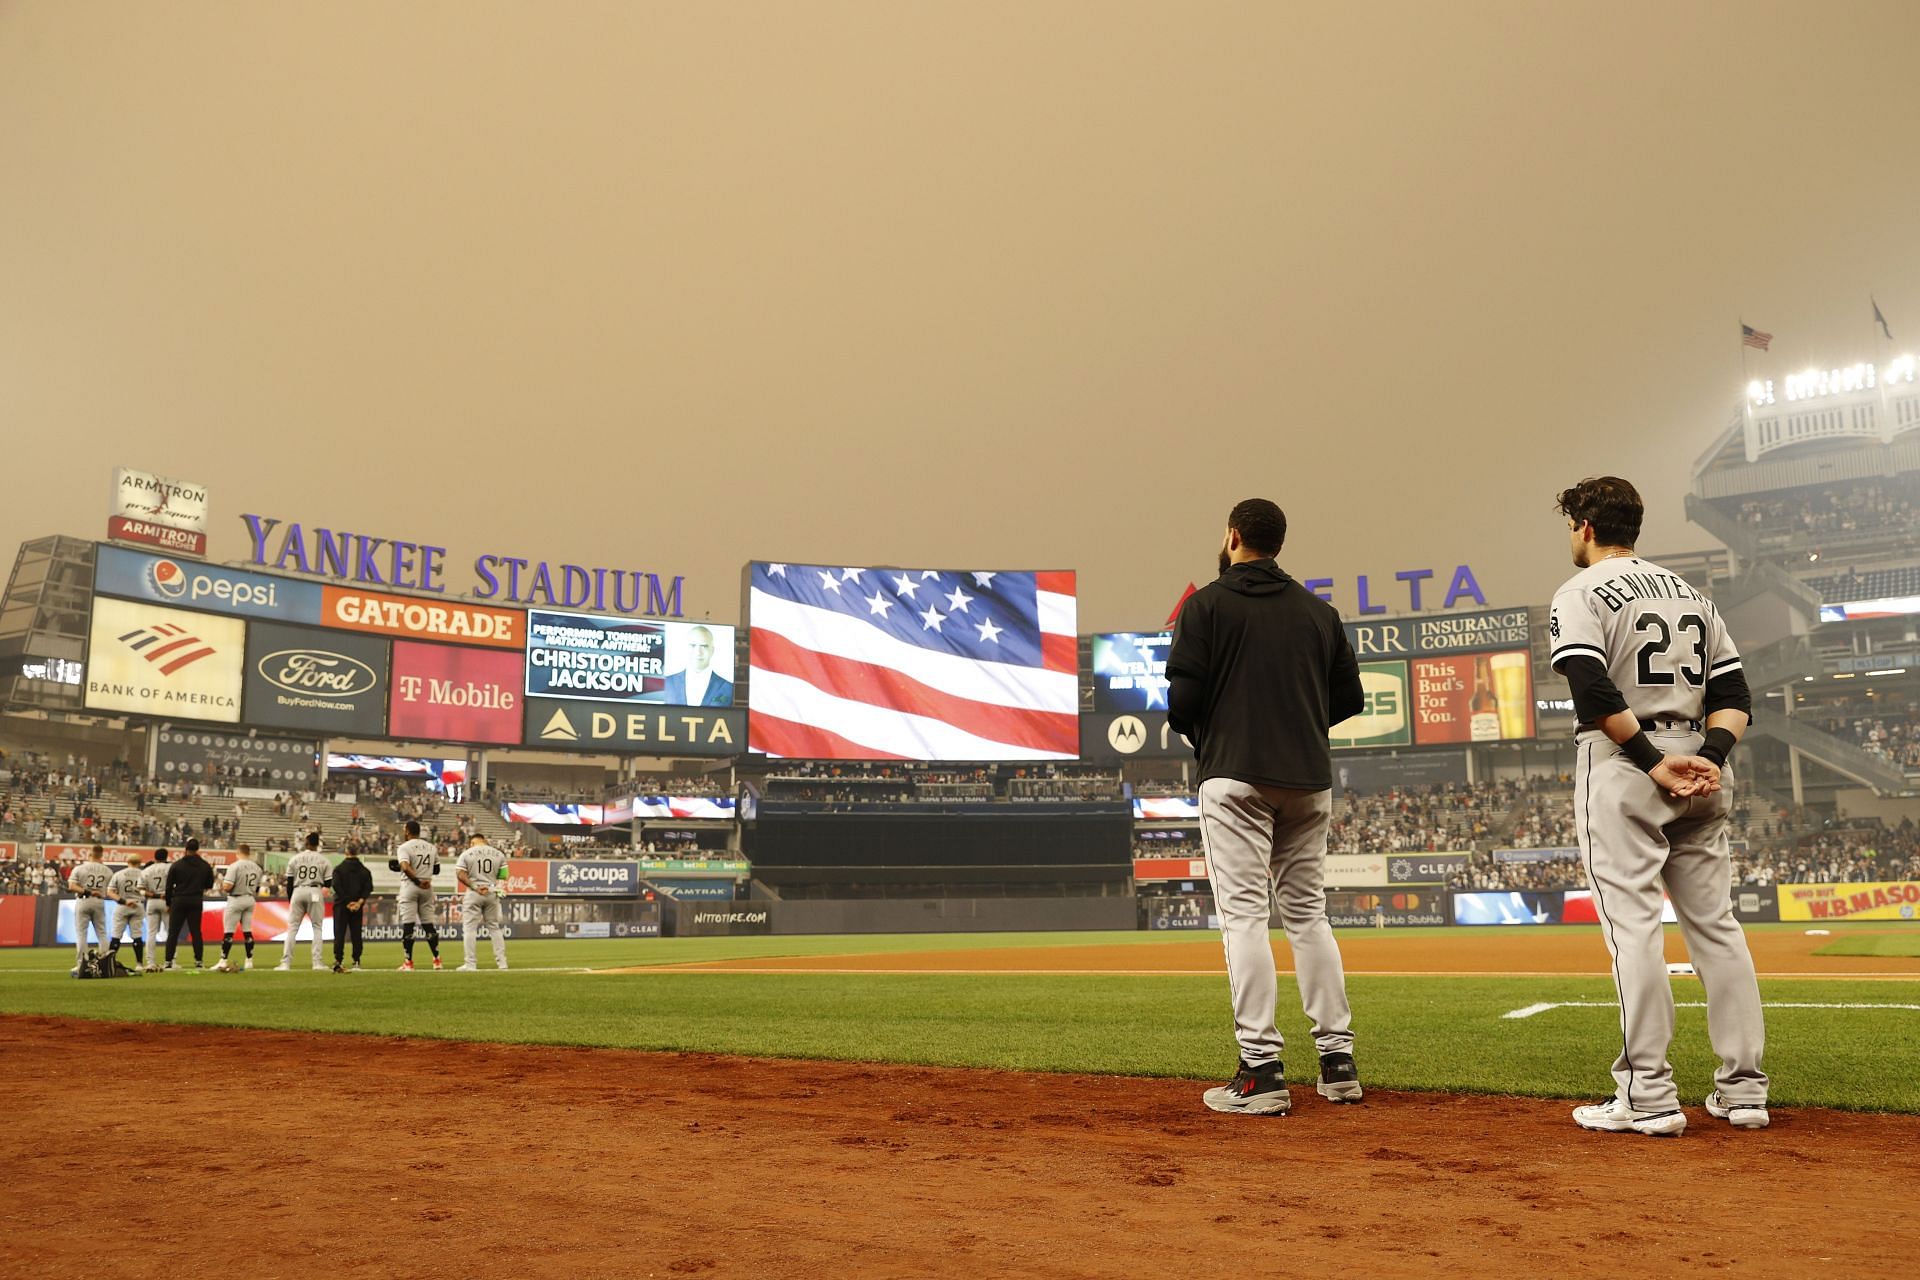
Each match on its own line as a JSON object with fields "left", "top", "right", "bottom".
{"left": 1199, "top": 778, "right": 1354, "bottom": 1068}
{"left": 282, "top": 887, "right": 327, "bottom": 967}
{"left": 1575, "top": 729, "right": 1769, "bottom": 1112}
{"left": 72, "top": 899, "right": 108, "bottom": 962}
{"left": 462, "top": 893, "right": 508, "bottom": 968}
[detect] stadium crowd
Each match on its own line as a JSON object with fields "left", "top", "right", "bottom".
{"left": 1736, "top": 476, "right": 1920, "bottom": 548}
{"left": 1797, "top": 692, "right": 1920, "bottom": 771}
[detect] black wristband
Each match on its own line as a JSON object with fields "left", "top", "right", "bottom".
{"left": 1700, "top": 727, "right": 1737, "bottom": 768}
{"left": 1620, "top": 730, "right": 1664, "bottom": 773}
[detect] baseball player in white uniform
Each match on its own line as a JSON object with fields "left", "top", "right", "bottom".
{"left": 454, "top": 833, "right": 510, "bottom": 971}
{"left": 1549, "top": 477, "right": 1767, "bottom": 1137}
{"left": 107, "top": 851, "right": 149, "bottom": 972}
{"left": 390, "top": 819, "right": 443, "bottom": 971}
{"left": 213, "top": 844, "right": 264, "bottom": 972}
{"left": 277, "top": 833, "right": 333, "bottom": 971}
{"left": 66, "top": 846, "right": 114, "bottom": 976}
{"left": 140, "top": 849, "right": 172, "bottom": 972}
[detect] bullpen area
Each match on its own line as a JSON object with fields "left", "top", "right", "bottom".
{"left": 3, "top": 924, "right": 1918, "bottom": 1278}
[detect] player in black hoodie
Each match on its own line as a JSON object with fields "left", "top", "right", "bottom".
{"left": 161, "top": 837, "right": 215, "bottom": 970}
{"left": 1167, "top": 499, "right": 1366, "bottom": 1116}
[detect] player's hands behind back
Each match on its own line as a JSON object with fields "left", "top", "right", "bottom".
{"left": 1651, "top": 754, "right": 1720, "bottom": 798}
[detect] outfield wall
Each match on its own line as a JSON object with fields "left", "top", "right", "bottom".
{"left": 667, "top": 896, "right": 1137, "bottom": 936}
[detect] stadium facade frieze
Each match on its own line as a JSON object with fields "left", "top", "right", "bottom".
{"left": 239, "top": 512, "right": 686, "bottom": 617}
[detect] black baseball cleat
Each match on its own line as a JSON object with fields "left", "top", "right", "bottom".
{"left": 1316, "top": 1051, "right": 1363, "bottom": 1103}
{"left": 1203, "top": 1060, "right": 1291, "bottom": 1115}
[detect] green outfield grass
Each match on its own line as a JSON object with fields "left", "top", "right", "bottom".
{"left": 1816, "top": 931, "right": 1920, "bottom": 958}
{"left": 3, "top": 929, "right": 1917, "bottom": 1112}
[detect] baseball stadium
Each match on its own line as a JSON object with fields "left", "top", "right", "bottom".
{"left": 6, "top": 7, "right": 1920, "bottom": 1279}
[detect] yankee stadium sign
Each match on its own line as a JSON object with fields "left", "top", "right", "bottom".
{"left": 239, "top": 513, "right": 687, "bottom": 617}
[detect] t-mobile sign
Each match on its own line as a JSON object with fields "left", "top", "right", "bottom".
{"left": 388, "top": 641, "right": 523, "bottom": 745}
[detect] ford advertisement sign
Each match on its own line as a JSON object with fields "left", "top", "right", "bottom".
{"left": 548, "top": 860, "right": 639, "bottom": 896}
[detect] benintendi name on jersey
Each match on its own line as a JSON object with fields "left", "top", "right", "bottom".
{"left": 1582, "top": 569, "right": 1711, "bottom": 613}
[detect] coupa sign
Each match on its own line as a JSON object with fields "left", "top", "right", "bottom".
{"left": 549, "top": 860, "right": 639, "bottom": 896}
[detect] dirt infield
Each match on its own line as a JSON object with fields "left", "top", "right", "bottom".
{"left": 3, "top": 1016, "right": 1915, "bottom": 1279}
{"left": 645, "top": 927, "right": 1920, "bottom": 977}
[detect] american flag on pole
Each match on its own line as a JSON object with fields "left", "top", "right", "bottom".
{"left": 1741, "top": 324, "right": 1773, "bottom": 351}
{"left": 747, "top": 562, "right": 1079, "bottom": 760}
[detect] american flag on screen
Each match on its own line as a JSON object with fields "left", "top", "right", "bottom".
{"left": 748, "top": 562, "right": 1079, "bottom": 760}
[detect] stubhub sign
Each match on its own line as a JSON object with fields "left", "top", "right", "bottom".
{"left": 549, "top": 860, "right": 639, "bottom": 896}
{"left": 94, "top": 545, "right": 323, "bottom": 623}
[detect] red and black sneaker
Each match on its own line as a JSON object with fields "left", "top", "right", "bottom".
{"left": 1203, "top": 1060, "right": 1292, "bottom": 1115}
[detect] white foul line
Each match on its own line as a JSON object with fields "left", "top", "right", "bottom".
{"left": 1504, "top": 1000, "right": 1920, "bottom": 1020}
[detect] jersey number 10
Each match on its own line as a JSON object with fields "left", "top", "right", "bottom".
{"left": 1634, "top": 612, "right": 1707, "bottom": 687}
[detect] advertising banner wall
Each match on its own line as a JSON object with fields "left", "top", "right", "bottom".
{"left": 1777, "top": 881, "right": 1920, "bottom": 922}
{"left": 522, "top": 699, "right": 744, "bottom": 756}
{"left": 1079, "top": 711, "right": 1191, "bottom": 761}
{"left": 1345, "top": 607, "right": 1533, "bottom": 660}
{"left": 1133, "top": 856, "right": 1209, "bottom": 882}
{"left": 1410, "top": 651, "right": 1535, "bottom": 744}
{"left": 1330, "top": 661, "right": 1412, "bottom": 750}
{"left": 1453, "top": 889, "right": 1677, "bottom": 925}
{"left": 1332, "top": 750, "right": 1469, "bottom": 793}
{"left": 85, "top": 598, "right": 245, "bottom": 723}
{"left": 1385, "top": 852, "right": 1469, "bottom": 885}
{"left": 675, "top": 904, "right": 773, "bottom": 936}
{"left": 1323, "top": 853, "right": 1390, "bottom": 887}
{"left": 60, "top": 898, "right": 323, "bottom": 943}
{"left": 631, "top": 797, "right": 737, "bottom": 820}
{"left": 1145, "top": 898, "right": 1218, "bottom": 930}
{"left": 0, "top": 895, "right": 36, "bottom": 946}
{"left": 112, "top": 467, "right": 209, "bottom": 533}
{"left": 322, "top": 586, "right": 522, "bottom": 649}
{"left": 504, "top": 802, "right": 603, "bottom": 826}
{"left": 505, "top": 859, "right": 552, "bottom": 895}
{"left": 95, "top": 546, "right": 323, "bottom": 622}
{"left": 1324, "top": 889, "right": 1449, "bottom": 928}
{"left": 387, "top": 641, "right": 523, "bottom": 745}
{"left": 154, "top": 727, "right": 318, "bottom": 787}
{"left": 110, "top": 467, "right": 208, "bottom": 555}
{"left": 42, "top": 844, "right": 241, "bottom": 867}
{"left": 108, "top": 516, "right": 206, "bottom": 556}
{"left": 525, "top": 611, "right": 736, "bottom": 706}
{"left": 1133, "top": 797, "right": 1200, "bottom": 821}
{"left": 0, "top": 842, "right": 16, "bottom": 861}
{"left": 546, "top": 860, "right": 639, "bottom": 896}
{"left": 243, "top": 621, "right": 389, "bottom": 736}
{"left": 1494, "top": 847, "right": 1581, "bottom": 863}
{"left": 1733, "top": 883, "right": 1780, "bottom": 923}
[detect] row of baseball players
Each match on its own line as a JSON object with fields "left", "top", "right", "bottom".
{"left": 64, "top": 820, "right": 512, "bottom": 975}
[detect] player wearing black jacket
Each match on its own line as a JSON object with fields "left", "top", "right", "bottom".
{"left": 329, "top": 850, "right": 374, "bottom": 973}
{"left": 162, "top": 838, "right": 215, "bottom": 970}
{"left": 1166, "top": 499, "right": 1368, "bottom": 1117}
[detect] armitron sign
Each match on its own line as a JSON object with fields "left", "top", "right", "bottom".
{"left": 110, "top": 467, "right": 209, "bottom": 555}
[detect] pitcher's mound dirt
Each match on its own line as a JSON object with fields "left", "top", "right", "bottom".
{"left": 2, "top": 1016, "right": 1911, "bottom": 1279}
